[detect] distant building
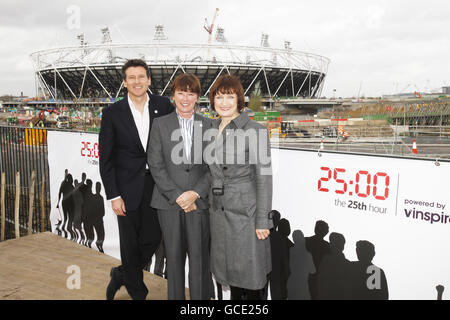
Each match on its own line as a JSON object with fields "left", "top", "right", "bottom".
{"left": 382, "top": 93, "right": 415, "bottom": 99}
{"left": 0, "top": 95, "right": 29, "bottom": 102}
{"left": 443, "top": 87, "right": 450, "bottom": 94}
{"left": 382, "top": 92, "right": 442, "bottom": 100}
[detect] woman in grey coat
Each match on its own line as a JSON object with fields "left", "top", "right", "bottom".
{"left": 207, "top": 75, "right": 273, "bottom": 300}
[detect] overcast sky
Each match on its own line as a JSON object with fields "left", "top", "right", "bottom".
{"left": 1, "top": 0, "right": 449, "bottom": 98}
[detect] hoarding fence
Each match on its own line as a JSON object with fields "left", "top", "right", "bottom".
{"left": 0, "top": 125, "right": 51, "bottom": 241}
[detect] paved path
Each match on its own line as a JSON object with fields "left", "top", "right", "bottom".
{"left": 0, "top": 232, "right": 176, "bottom": 300}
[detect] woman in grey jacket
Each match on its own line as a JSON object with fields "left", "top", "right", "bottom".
{"left": 207, "top": 75, "right": 273, "bottom": 300}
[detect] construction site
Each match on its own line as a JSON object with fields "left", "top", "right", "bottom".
{"left": 1, "top": 96, "right": 449, "bottom": 159}
{"left": 268, "top": 96, "right": 450, "bottom": 159}
{"left": 0, "top": 8, "right": 448, "bottom": 161}
{"left": 0, "top": 7, "right": 446, "bottom": 159}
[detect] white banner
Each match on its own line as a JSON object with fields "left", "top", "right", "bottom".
{"left": 48, "top": 131, "right": 120, "bottom": 260}
{"left": 272, "top": 148, "right": 450, "bottom": 300}
{"left": 47, "top": 131, "right": 450, "bottom": 299}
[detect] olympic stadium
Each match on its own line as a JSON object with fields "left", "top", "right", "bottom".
{"left": 29, "top": 26, "right": 330, "bottom": 101}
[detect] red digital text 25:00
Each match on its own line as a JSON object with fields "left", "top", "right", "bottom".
{"left": 318, "top": 167, "right": 390, "bottom": 200}
{"left": 81, "top": 141, "right": 99, "bottom": 159}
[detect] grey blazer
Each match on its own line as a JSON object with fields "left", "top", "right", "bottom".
{"left": 148, "top": 111, "right": 212, "bottom": 210}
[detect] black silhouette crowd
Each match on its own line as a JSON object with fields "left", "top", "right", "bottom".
{"left": 144, "top": 211, "right": 391, "bottom": 300}
{"left": 51, "top": 167, "right": 425, "bottom": 301}
{"left": 55, "top": 169, "right": 105, "bottom": 253}
{"left": 268, "top": 211, "right": 389, "bottom": 300}
{"left": 53, "top": 172, "right": 444, "bottom": 300}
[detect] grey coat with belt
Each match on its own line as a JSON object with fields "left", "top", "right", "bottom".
{"left": 208, "top": 112, "right": 273, "bottom": 290}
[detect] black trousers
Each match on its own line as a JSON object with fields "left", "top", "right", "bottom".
{"left": 116, "top": 174, "right": 161, "bottom": 300}
{"left": 230, "top": 285, "right": 267, "bottom": 300}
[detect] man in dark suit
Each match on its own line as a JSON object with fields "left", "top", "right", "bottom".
{"left": 148, "top": 73, "right": 213, "bottom": 300}
{"left": 99, "top": 59, "right": 174, "bottom": 300}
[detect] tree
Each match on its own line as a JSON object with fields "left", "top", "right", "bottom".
{"left": 248, "top": 94, "right": 264, "bottom": 112}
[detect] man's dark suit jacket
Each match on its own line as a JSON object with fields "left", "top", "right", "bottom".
{"left": 99, "top": 94, "right": 174, "bottom": 212}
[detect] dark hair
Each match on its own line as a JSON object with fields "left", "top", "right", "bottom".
{"left": 209, "top": 75, "right": 245, "bottom": 112}
{"left": 314, "top": 220, "right": 329, "bottom": 237}
{"left": 329, "top": 232, "right": 346, "bottom": 252}
{"left": 121, "top": 59, "right": 150, "bottom": 80}
{"left": 356, "top": 240, "right": 375, "bottom": 263}
{"left": 171, "top": 73, "right": 201, "bottom": 97}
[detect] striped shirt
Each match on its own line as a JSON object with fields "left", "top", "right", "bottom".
{"left": 176, "top": 110, "right": 194, "bottom": 161}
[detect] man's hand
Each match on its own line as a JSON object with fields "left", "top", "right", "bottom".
{"left": 112, "top": 197, "right": 126, "bottom": 216}
{"left": 176, "top": 191, "right": 199, "bottom": 211}
{"left": 256, "top": 229, "right": 270, "bottom": 240}
{"left": 184, "top": 203, "right": 198, "bottom": 213}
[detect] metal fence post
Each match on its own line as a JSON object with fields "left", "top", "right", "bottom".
{"left": 28, "top": 170, "right": 36, "bottom": 235}
{"left": 41, "top": 173, "right": 46, "bottom": 232}
{"left": 14, "top": 171, "right": 20, "bottom": 238}
{"left": 1, "top": 172, "right": 5, "bottom": 241}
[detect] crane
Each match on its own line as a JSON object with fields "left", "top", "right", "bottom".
{"left": 414, "top": 84, "right": 422, "bottom": 98}
{"left": 356, "top": 81, "right": 363, "bottom": 101}
{"left": 204, "top": 8, "right": 219, "bottom": 44}
{"left": 204, "top": 8, "right": 219, "bottom": 61}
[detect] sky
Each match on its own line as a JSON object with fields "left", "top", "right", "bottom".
{"left": 1, "top": 0, "right": 449, "bottom": 98}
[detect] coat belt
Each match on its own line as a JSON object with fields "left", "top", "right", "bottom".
{"left": 212, "top": 174, "right": 254, "bottom": 189}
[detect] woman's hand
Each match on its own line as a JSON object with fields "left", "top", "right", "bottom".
{"left": 256, "top": 229, "right": 270, "bottom": 240}
{"left": 184, "top": 203, "right": 198, "bottom": 213}
{"left": 176, "top": 191, "right": 199, "bottom": 210}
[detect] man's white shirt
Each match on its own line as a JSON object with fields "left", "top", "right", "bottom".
{"left": 128, "top": 93, "right": 150, "bottom": 153}
{"left": 111, "top": 94, "right": 150, "bottom": 202}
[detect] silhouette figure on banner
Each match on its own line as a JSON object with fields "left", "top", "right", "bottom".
{"left": 55, "top": 169, "right": 69, "bottom": 235}
{"left": 272, "top": 217, "right": 294, "bottom": 299}
{"left": 55, "top": 169, "right": 106, "bottom": 253}
{"left": 317, "top": 232, "right": 350, "bottom": 300}
{"left": 56, "top": 172, "right": 74, "bottom": 238}
{"left": 80, "top": 179, "right": 93, "bottom": 245}
{"left": 436, "top": 285, "right": 445, "bottom": 300}
{"left": 347, "top": 240, "right": 388, "bottom": 300}
{"left": 154, "top": 240, "right": 167, "bottom": 278}
{"left": 77, "top": 173, "right": 89, "bottom": 244}
{"left": 305, "top": 220, "right": 331, "bottom": 300}
{"left": 144, "top": 240, "right": 167, "bottom": 278}
{"left": 269, "top": 210, "right": 289, "bottom": 300}
{"left": 83, "top": 181, "right": 105, "bottom": 253}
{"left": 72, "top": 179, "right": 84, "bottom": 243}
{"left": 287, "top": 230, "right": 315, "bottom": 300}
